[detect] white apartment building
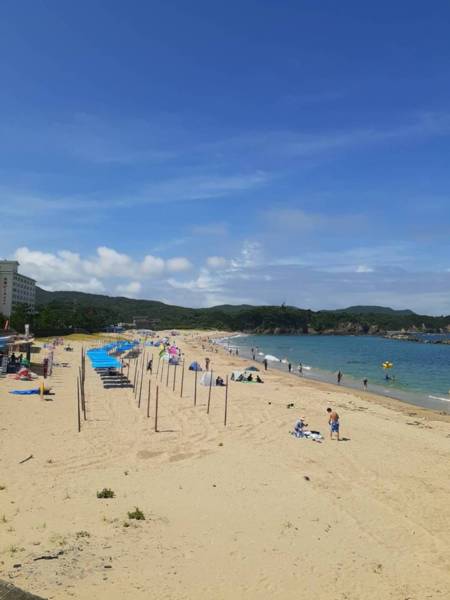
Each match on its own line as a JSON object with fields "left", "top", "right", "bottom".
{"left": 0, "top": 261, "right": 36, "bottom": 318}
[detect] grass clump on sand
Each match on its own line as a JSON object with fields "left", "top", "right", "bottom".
{"left": 97, "top": 488, "right": 115, "bottom": 499}
{"left": 127, "top": 507, "right": 145, "bottom": 520}
{"left": 76, "top": 530, "right": 91, "bottom": 539}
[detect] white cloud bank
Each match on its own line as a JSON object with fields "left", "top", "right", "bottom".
{"left": 13, "top": 246, "right": 192, "bottom": 295}
{"left": 11, "top": 241, "right": 450, "bottom": 314}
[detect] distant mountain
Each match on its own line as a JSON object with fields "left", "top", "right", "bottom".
{"left": 15, "top": 287, "right": 446, "bottom": 337}
{"left": 334, "top": 305, "right": 416, "bottom": 316}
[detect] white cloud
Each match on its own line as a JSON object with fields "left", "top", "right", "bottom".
{"left": 139, "top": 172, "right": 268, "bottom": 204}
{"left": 166, "top": 257, "right": 192, "bottom": 272}
{"left": 85, "top": 246, "right": 133, "bottom": 277}
{"left": 206, "top": 256, "right": 229, "bottom": 269}
{"left": 356, "top": 265, "right": 374, "bottom": 273}
{"left": 13, "top": 246, "right": 193, "bottom": 292}
{"left": 141, "top": 255, "right": 165, "bottom": 275}
{"left": 116, "top": 281, "right": 142, "bottom": 297}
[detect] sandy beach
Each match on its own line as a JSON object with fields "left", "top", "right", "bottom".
{"left": 1, "top": 330, "right": 449, "bottom": 599}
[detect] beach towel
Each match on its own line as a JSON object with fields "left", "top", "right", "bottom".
{"left": 10, "top": 389, "right": 40, "bottom": 395}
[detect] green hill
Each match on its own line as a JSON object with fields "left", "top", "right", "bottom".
{"left": 5, "top": 287, "right": 449, "bottom": 336}
{"left": 335, "top": 305, "right": 415, "bottom": 316}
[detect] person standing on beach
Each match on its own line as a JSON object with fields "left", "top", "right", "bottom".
{"left": 337, "top": 370, "right": 343, "bottom": 384}
{"left": 327, "top": 407, "right": 340, "bottom": 441}
{"left": 205, "top": 357, "right": 210, "bottom": 371}
{"left": 363, "top": 377, "right": 368, "bottom": 390}
{"left": 147, "top": 357, "right": 153, "bottom": 373}
{"left": 263, "top": 358, "right": 268, "bottom": 371}
{"left": 297, "top": 363, "right": 303, "bottom": 376}
{"left": 288, "top": 362, "right": 292, "bottom": 373}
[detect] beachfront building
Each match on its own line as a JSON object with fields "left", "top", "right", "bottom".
{"left": 0, "top": 261, "right": 36, "bottom": 317}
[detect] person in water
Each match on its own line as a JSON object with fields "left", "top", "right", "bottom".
{"left": 297, "top": 363, "right": 303, "bottom": 376}
{"left": 327, "top": 407, "right": 340, "bottom": 441}
{"left": 337, "top": 370, "right": 343, "bottom": 384}
{"left": 363, "top": 377, "right": 368, "bottom": 390}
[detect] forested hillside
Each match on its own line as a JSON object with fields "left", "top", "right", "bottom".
{"left": 3, "top": 288, "right": 450, "bottom": 336}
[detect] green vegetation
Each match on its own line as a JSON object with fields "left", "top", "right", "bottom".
{"left": 127, "top": 507, "right": 145, "bottom": 520}
{"left": 96, "top": 488, "right": 115, "bottom": 499}
{"left": 3, "top": 288, "right": 450, "bottom": 336}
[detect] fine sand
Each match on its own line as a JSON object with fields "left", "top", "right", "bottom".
{"left": 1, "top": 330, "right": 449, "bottom": 599}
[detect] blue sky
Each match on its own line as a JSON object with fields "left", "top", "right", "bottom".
{"left": 1, "top": 1, "right": 450, "bottom": 313}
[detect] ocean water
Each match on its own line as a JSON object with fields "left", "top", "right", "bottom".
{"left": 223, "top": 334, "right": 450, "bottom": 413}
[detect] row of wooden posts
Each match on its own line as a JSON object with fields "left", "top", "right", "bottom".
{"left": 130, "top": 345, "right": 229, "bottom": 432}
{"left": 76, "top": 340, "right": 229, "bottom": 432}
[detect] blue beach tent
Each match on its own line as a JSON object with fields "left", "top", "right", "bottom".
{"left": 188, "top": 361, "right": 202, "bottom": 371}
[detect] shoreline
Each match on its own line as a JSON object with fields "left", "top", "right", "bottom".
{"left": 211, "top": 331, "right": 450, "bottom": 423}
{"left": 1, "top": 330, "right": 450, "bottom": 599}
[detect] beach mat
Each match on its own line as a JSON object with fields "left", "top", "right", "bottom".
{"left": 103, "top": 383, "right": 133, "bottom": 389}
{"left": 0, "top": 579, "right": 47, "bottom": 599}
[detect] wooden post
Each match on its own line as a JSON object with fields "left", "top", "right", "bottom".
{"left": 156, "top": 356, "right": 161, "bottom": 377}
{"left": 224, "top": 375, "right": 229, "bottom": 426}
{"left": 77, "top": 376, "right": 81, "bottom": 432}
{"left": 194, "top": 368, "right": 198, "bottom": 406}
{"left": 138, "top": 363, "right": 145, "bottom": 408}
{"left": 172, "top": 363, "right": 177, "bottom": 392}
{"left": 160, "top": 360, "right": 164, "bottom": 383}
{"left": 207, "top": 370, "right": 213, "bottom": 414}
{"left": 79, "top": 366, "right": 86, "bottom": 420}
{"left": 166, "top": 361, "right": 170, "bottom": 387}
{"left": 180, "top": 360, "right": 185, "bottom": 398}
{"left": 146, "top": 379, "right": 151, "bottom": 418}
{"left": 154, "top": 385, "right": 159, "bottom": 432}
{"left": 133, "top": 357, "right": 139, "bottom": 391}
{"left": 135, "top": 350, "right": 143, "bottom": 398}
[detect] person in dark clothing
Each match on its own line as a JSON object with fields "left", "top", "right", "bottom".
{"left": 263, "top": 358, "right": 268, "bottom": 371}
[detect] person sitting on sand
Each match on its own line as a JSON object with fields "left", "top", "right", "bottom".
{"left": 256, "top": 375, "right": 264, "bottom": 383}
{"left": 247, "top": 373, "right": 253, "bottom": 382}
{"left": 327, "top": 407, "right": 340, "bottom": 441}
{"left": 292, "top": 416, "right": 307, "bottom": 438}
{"left": 215, "top": 376, "right": 225, "bottom": 386}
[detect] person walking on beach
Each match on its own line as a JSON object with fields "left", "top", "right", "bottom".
{"left": 147, "top": 357, "right": 153, "bottom": 373}
{"left": 327, "top": 407, "right": 340, "bottom": 441}
{"left": 205, "top": 357, "right": 210, "bottom": 371}
{"left": 337, "top": 370, "right": 343, "bottom": 384}
{"left": 297, "top": 363, "right": 303, "bottom": 376}
{"left": 263, "top": 358, "right": 268, "bottom": 371}
{"left": 363, "top": 377, "right": 368, "bottom": 390}
{"left": 288, "top": 362, "right": 292, "bottom": 373}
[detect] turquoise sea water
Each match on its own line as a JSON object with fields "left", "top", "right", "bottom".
{"left": 224, "top": 334, "right": 450, "bottom": 412}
